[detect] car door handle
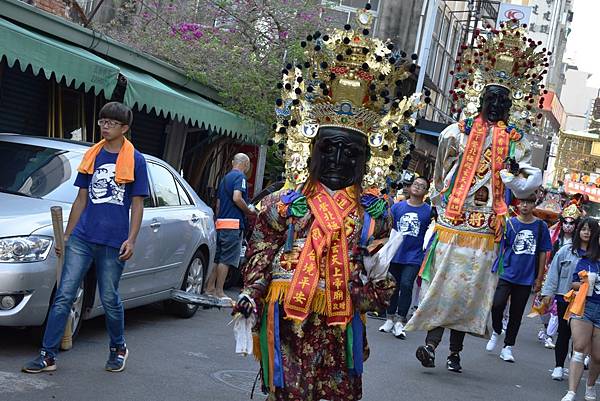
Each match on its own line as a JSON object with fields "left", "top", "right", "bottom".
{"left": 150, "top": 221, "right": 161, "bottom": 229}
{"left": 191, "top": 214, "right": 200, "bottom": 223}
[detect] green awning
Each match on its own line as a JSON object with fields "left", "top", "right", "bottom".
{"left": 119, "top": 65, "right": 266, "bottom": 142}
{"left": 0, "top": 18, "right": 119, "bottom": 97}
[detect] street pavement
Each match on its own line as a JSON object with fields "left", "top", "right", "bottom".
{"left": 0, "top": 293, "right": 576, "bottom": 401}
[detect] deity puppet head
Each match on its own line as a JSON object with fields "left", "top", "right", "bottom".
{"left": 270, "top": 6, "right": 425, "bottom": 191}
{"left": 450, "top": 21, "right": 551, "bottom": 132}
{"left": 308, "top": 127, "right": 368, "bottom": 191}
{"left": 480, "top": 85, "right": 512, "bottom": 123}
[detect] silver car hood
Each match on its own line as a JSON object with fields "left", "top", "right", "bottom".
{"left": 0, "top": 192, "right": 71, "bottom": 237}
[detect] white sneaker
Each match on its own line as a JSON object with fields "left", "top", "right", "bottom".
{"left": 586, "top": 385, "right": 597, "bottom": 401}
{"left": 392, "top": 321, "right": 406, "bottom": 339}
{"left": 538, "top": 329, "right": 547, "bottom": 342}
{"left": 545, "top": 337, "right": 556, "bottom": 349}
{"left": 562, "top": 391, "right": 576, "bottom": 401}
{"left": 379, "top": 319, "right": 394, "bottom": 333}
{"left": 486, "top": 332, "right": 500, "bottom": 352}
{"left": 499, "top": 346, "right": 515, "bottom": 362}
{"left": 552, "top": 366, "right": 564, "bottom": 381}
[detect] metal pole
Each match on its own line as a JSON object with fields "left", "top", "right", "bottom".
{"left": 413, "top": 0, "right": 430, "bottom": 56}
{"left": 416, "top": 0, "right": 440, "bottom": 94}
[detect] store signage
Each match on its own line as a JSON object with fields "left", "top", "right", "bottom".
{"left": 497, "top": 3, "right": 532, "bottom": 27}
{"left": 565, "top": 181, "right": 600, "bottom": 203}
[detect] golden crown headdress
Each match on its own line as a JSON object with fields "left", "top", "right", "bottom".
{"left": 272, "top": 5, "right": 425, "bottom": 189}
{"left": 450, "top": 20, "right": 551, "bottom": 132}
{"left": 562, "top": 204, "right": 582, "bottom": 220}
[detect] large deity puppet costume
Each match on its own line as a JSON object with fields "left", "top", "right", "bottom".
{"left": 234, "top": 7, "right": 425, "bottom": 401}
{"left": 406, "top": 22, "right": 549, "bottom": 366}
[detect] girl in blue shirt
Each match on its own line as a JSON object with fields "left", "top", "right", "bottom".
{"left": 542, "top": 217, "right": 596, "bottom": 381}
{"left": 562, "top": 219, "right": 600, "bottom": 401}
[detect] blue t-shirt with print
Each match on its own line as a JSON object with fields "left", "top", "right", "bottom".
{"left": 573, "top": 258, "right": 600, "bottom": 304}
{"left": 390, "top": 200, "right": 432, "bottom": 266}
{"left": 501, "top": 217, "right": 552, "bottom": 286}
{"left": 72, "top": 148, "right": 149, "bottom": 249}
{"left": 217, "top": 169, "right": 249, "bottom": 230}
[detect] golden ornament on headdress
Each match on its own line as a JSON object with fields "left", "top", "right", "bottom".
{"left": 562, "top": 204, "right": 582, "bottom": 220}
{"left": 451, "top": 20, "right": 551, "bottom": 132}
{"left": 272, "top": 7, "right": 425, "bottom": 189}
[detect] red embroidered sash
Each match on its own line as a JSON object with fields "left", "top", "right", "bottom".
{"left": 283, "top": 184, "right": 357, "bottom": 326}
{"left": 445, "top": 116, "right": 488, "bottom": 221}
{"left": 445, "top": 117, "right": 510, "bottom": 222}
{"left": 491, "top": 123, "right": 510, "bottom": 217}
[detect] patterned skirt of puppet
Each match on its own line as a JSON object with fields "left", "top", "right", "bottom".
{"left": 405, "top": 225, "right": 500, "bottom": 336}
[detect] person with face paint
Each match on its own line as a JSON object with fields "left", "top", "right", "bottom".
{"left": 407, "top": 22, "right": 548, "bottom": 373}
{"left": 232, "top": 7, "right": 424, "bottom": 400}
{"left": 536, "top": 204, "right": 583, "bottom": 350}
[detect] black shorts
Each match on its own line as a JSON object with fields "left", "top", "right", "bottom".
{"left": 214, "top": 229, "right": 242, "bottom": 268}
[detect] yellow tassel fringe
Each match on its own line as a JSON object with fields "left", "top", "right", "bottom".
{"left": 436, "top": 225, "right": 496, "bottom": 251}
{"left": 265, "top": 281, "right": 328, "bottom": 316}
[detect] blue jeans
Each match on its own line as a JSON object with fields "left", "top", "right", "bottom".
{"left": 572, "top": 300, "right": 600, "bottom": 329}
{"left": 42, "top": 236, "right": 125, "bottom": 358}
{"left": 386, "top": 263, "right": 421, "bottom": 320}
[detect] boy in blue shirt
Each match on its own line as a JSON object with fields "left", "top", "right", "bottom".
{"left": 379, "top": 176, "right": 432, "bottom": 339}
{"left": 23, "top": 102, "right": 149, "bottom": 374}
{"left": 486, "top": 192, "right": 551, "bottom": 362}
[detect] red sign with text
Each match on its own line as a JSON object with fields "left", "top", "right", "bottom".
{"left": 565, "top": 181, "right": 600, "bottom": 203}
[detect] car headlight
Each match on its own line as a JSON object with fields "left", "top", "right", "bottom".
{"left": 0, "top": 236, "right": 53, "bottom": 263}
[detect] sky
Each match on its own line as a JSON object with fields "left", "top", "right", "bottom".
{"left": 564, "top": 0, "right": 600, "bottom": 87}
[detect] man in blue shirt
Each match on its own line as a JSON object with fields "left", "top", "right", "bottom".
{"left": 23, "top": 102, "right": 149, "bottom": 374}
{"left": 205, "top": 153, "right": 257, "bottom": 301}
{"left": 379, "top": 176, "right": 432, "bottom": 339}
{"left": 486, "top": 192, "right": 552, "bottom": 362}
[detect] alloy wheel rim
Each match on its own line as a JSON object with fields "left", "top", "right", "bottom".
{"left": 70, "top": 284, "right": 84, "bottom": 331}
{"left": 185, "top": 257, "right": 204, "bottom": 308}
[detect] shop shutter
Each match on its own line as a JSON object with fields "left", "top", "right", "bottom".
{"left": 0, "top": 62, "right": 48, "bottom": 136}
{"left": 130, "top": 108, "right": 168, "bottom": 158}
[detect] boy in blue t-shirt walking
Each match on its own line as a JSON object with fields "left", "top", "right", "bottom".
{"left": 379, "top": 176, "right": 432, "bottom": 339}
{"left": 486, "top": 192, "right": 551, "bottom": 362}
{"left": 23, "top": 102, "right": 149, "bottom": 374}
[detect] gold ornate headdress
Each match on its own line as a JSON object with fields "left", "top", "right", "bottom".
{"left": 562, "top": 204, "right": 582, "bottom": 220}
{"left": 450, "top": 20, "right": 551, "bottom": 132}
{"left": 272, "top": 5, "right": 425, "bottom": 189}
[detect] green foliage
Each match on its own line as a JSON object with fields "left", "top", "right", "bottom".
{"left": 99, "top": 0, "right": 337, "bottom": 133}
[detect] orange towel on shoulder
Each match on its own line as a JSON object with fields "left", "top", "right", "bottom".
{"left": 563, "top": 270, "right": 589, "bottom": 320}
{"left": 78, "top": 137, "right": 136, "bottom": 184}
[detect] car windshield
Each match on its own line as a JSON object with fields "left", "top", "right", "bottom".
{"left": 0, "top": 141, "right": 81, "bottom": 203}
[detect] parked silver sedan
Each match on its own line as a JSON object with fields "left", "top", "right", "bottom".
{"left": 0, "top": 133, "right": 216, "bottom": 337}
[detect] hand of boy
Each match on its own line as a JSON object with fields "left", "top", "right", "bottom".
{"left": 119, "top": 239, "right": 135, "bottom": 261}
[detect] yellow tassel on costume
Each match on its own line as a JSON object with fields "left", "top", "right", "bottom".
{"left": 265, "top": 281, "right": 327, "bottom": 316}
{"left": 436, "top": 225, "right": 496, "bottom": 251}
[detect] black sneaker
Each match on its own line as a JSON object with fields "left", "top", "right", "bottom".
{"left": 447, "top": 352, "right": 462, "bottom": 373}
{"left": 416, "top": 345, "right": 436, "bottom": 368}
{"left": 22, "top": 351, "right": 56, "bottom": 373}
{"left": 105, "top": 345, "right": 129, "bottom": 372}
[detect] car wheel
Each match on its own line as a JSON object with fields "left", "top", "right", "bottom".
{"left": 165, "top": 249, "right": 207, "bottom": 318}
{"left": 67, "top": 281, "right": 86, "bottom": 340}
{"left": 29, "top": 280, "right": 86, "bottom": 346}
